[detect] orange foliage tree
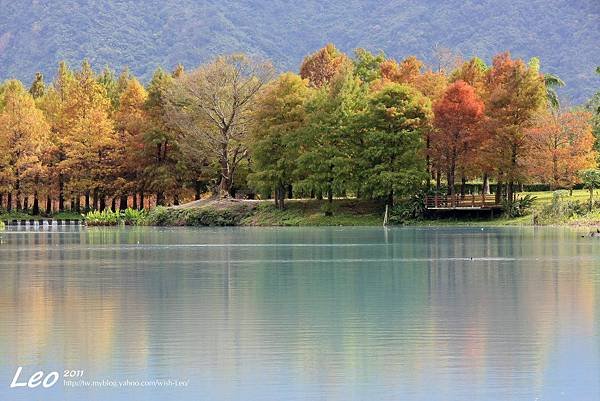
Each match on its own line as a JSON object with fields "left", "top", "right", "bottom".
{"left": 299, "top": 44, "right": 350, "bottom": 88}
{"left": 526, "top": 110, "right": 597, "bottom": 190}
{"left": 484, "top": 52, "right": 546, "bottom": 202}
{"left": 431, "top": 81, "right": 485, "bottom": 196}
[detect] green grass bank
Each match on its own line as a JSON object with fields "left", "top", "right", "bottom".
{"left": 3, "top": 189, "right": 600, "bottom": 228}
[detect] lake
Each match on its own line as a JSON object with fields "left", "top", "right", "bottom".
{"left": 0, "top": 226, "right": 599, "bottom": 401}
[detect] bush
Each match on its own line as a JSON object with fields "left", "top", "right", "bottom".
{"left": 503, "top": 194, "right": 537, "bottom": 217}
{"left": 145, "top": 205, "right": 253, "bottom": 226}
{"left": 183, "top": 208, "right": 245, "bottom": 226}
{"left": 122, "top": 208, "right": 148, "bottom": 225}
{"left": 85, "top": 209, "right": 121, "bottom": 226}
{"left": 85, "top": 208, "right": 148, "bottom": 226}
{"left": 532, "top": 191, "right": 589, "bottom": 224}
{"left": 145, "top": 206, "right": 172, "bottom": 226}
{"left": 389, "top": 191, "right": 426, "bottom": 224}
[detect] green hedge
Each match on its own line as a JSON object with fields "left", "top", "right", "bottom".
{"left": 145, "top": 206, "right": 253, "bottom": 226}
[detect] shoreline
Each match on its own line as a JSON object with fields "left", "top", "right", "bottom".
{"left": 3, "top": 192, "right": 600, "bottom": 229}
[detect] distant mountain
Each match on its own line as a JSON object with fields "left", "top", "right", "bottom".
{"left": 0, "top": 0, "right": 598, "bottom": 102}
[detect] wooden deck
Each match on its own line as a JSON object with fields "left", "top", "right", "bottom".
{"left": 425, "top": 194, "right": 502, "bottom": 210}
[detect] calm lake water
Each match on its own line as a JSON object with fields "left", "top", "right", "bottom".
{"left": 0, "top": 226, "right": 599, "bottom": 401}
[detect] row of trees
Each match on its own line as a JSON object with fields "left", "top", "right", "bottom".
{"left": 0, "top": 44, "right": 597, "bottom": 214}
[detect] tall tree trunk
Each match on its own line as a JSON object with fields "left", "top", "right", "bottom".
{"left": 46, "top": 195, "right": 52, "bottom": 215}
{"left": 387, "top": 190, "right": 394, "bottom": 207}
{"left": 219, "top": 144, "right": 231, "bottom": 197}
{"left": 194, "top": 180, "right": 202, "bottom": 201}
{"left": 23, "top": 195, "right": 28, "bottom": 211}
{"left": 460, "top": 176, "right": 467, "bottom": 198}
{"left": 93, "top": 188, "right": 99, "bottom": 211}
{"left": 287, "top": 184, "right": 293, "bottom": 199}
{"left": 75, "top": 196, "right": 81, "bottom": 212}
{"left": 483, "top": 174, "right": 490, "bottom": 195}
{"left": 132, "top": 193, "right": 138, "bottom": 210}
{"left": 99, "top": 196, "right": 106, "bottom": 211}
{"left": 140, "top": 192, "right": 145, "bottom": 209}
{"left": 0, "top": 193, "right": 3, "bottom": 210}
{"left": 156, "top": 191, "right": 165, "bottom": 206}
{"left": 495, "top": 180, "right": 503, "bottom": 204}
{"left": 32, "top": 192, "right": 40, "bottom": 215}
{"left": 507, "top": 182, "right": 514, "bottom": 204}
{"left": 447, "top": 170, "right": 455, "bottom": 196}
{"left": 59, "top": 175, "right": 65, "bottom": 212}
{"left": 173, "top": 194, "right": 179, "bottom": 206}
{"left": 111, "top": 197, "right": 116, "bottom": 212}
{"left": 7, "top": 193, "right": 12, "bottom": 211}
{"left": 275, "top": 185, "right": 285, "bottom": 209}
{"left": 15, "top": 179, "right": 21, "bottom": 211}
{"left": 436, "top": 170, "right": 441, "bottom": 190}
{"left": 85, "top": 191, "right": 90, "bottom": 211}
{"left": 119, "top": 195, "right": 128, "bottom": 210}
{"left": 326, "top": 186, "right": 333, "bottom": 216}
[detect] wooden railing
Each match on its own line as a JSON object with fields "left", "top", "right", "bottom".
{"left": 425, "top": 194, "right": 501, "bottom": 209}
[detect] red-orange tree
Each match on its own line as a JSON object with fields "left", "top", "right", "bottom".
{"left": 526, "top": 110, "right": 596, "bottom": 190}
{"left": 431, "top": 81, "right": 485, "bottom": 196}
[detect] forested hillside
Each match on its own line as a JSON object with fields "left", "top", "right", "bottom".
{"left": 0, "top": 0, "right": 598, "bottom": 102}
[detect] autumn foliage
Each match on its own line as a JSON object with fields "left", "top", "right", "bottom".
{"left": 431, "top": 81, "right": 485, "bottom": 195}
{"left": 527, "top": 111, "right": 597, "bottom": 189}
{"left": 0, "top": 45, "right": 597, "bottom": 214}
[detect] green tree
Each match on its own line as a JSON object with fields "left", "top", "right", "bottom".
{"left": 579, "top": 169, "right": 600, "bottom": 210}
{"left": 296, "top": 67, "right": 365, "bottom": 214}
{"left": 352, "top": 48, "right": 385, "bottom": 84}
{"left": 586, "top": 67, "right": 600, "bottom": 161}
{"left": 249, "top": 73, "right": 310, "bottom": 208}
{"left": 360, "top": 83, "right": 431, "bottom": 206}
{"left": 143, "top": 67, "right": 182, "bottom": 206}
{"left": 29, "top": 72, "right": 46, "bottom": 99}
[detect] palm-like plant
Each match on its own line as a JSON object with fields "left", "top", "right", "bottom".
{"left": 544, "top": 73, "right": 565, "bottom": 110}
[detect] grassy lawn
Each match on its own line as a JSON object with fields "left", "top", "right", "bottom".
{"left": 521, "top": 189, "right": 593, "bottom": 205}
{"left": 241, "top": 199, "right": 384, "bottom": 226}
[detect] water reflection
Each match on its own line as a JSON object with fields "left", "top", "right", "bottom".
{"left": 0, "top": 226, "right": 599, "bottom": 401}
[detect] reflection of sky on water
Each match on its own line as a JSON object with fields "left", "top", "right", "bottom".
{"left": 0, "top": 226, "right": 598, "bottom": 401}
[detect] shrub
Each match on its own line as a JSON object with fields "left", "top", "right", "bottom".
{"left": 122, "top": 208, "right": 148, "bottom": 225}
{"left": 85, "top": 209, "right": 121, "bottom": 226}
{"left": 503, "top": 194, "right": 537, "bottom": 217}
{"left": 85, "top": 208, "right": 147, "bottom": 226}
{"left": 532, "top": 191, "right": 589, "bottom": 224}
{"left": 389, "top": 191, "right": 426, "bottom": 223}
{"left": 145, "top": 206, "right": 172, "bottom": 226}
{"left": 145, "top": 205, "right": 252, "bottom": 226}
